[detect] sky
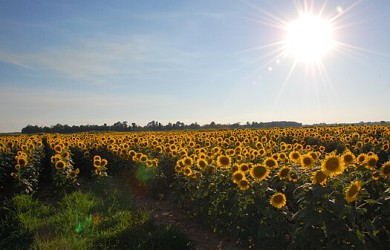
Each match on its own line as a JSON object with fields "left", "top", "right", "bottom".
{"left": 0, "top": 0, "right": 389, "bottom": 132}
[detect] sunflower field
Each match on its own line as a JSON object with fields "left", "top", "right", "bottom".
{"left": 1, "top": 125, "right": 389, "bottom": 249}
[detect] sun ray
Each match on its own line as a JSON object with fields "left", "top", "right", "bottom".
{"left": 241, "top": 0, "right": 290, "bottom": 28}
{"left": 273, "top": 60, "right": 298, "bottom": 109}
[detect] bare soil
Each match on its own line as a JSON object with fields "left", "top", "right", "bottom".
{"left": 112, "top": 176, "right": 241, "bottom": 250}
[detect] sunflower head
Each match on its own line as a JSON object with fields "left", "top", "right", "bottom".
{"left": 183, "top": 156, "right": 194, "bottom": 167}
{"left": 232, "top": 171, "right": 245, "bottom": 184}
{"left": 366, "top": 155, "right": 379, "bottom": 170}
{"left": 321, "top": 152, "right": 345, "bottom": 177}
{"left": 380, "top": 161, "right": 390, "bottom": 179}
{"left": 311, "top": 170, "right": 327, "bottom": 186}
{"left": 17, "top": 157, "right": 28, "bottom": 167}
{"left": 250, "top": 164, "right": 270, "bottom": 182}
{"left": 289, "top": 151, "right": 301, "bottom": 163}
{"left": 239, "top": 163, "right": 250, "bottom": 173}
{"left": 300, "top": 154, "right": 314, "bottom": 170}
{"left": 342, "top": 150, "right": 355, "bottom": 165}
{"left": 278, "top": 166, "right": 292, "bottom": 181}
{"left": 263, "top": 157, "right": 278, "bottom": 169}
{"left": 270, "top": 192, "right": 287, "bottom": 209}
{"left": 237, "top": 178, "right": 250, "bottom": 191}
{"left": 55, "top": 160, "right": 67, "bottom": 170}
{"left": 197, "top": 158, "right": 208, "bottom": 170}
{"left": 183, "top": 166, "right": 193, "bottom": 177}
{"left": 356, "top": 153, "right": 368, "bottom": 165}
{"left": 217, "top": 155, "right": 232, "bottom": 168}
{"left": 345, "top": 181, "right": 362, "bottom": 203}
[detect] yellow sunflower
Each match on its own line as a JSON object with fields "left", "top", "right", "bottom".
{"left": 270, "top": 192, "right": 287, "bottom": 209}
{"left": 345, "top": 181, "right": 362, "bottom": 203}
{"left": 342, "top": 150, "right": 355, "bottom": 165}
{"left": 68, "top": 168, "right": 80, "bottom": 179}
{"left": 321, "top": 152, "right": 345, "bottom": 177}
{"left": 183, "top": 166, "right": 193, "bottom": 176}
{"left": 289, "top": 151, "right": 301, "bottom": 163}
{"left": 17, "top": 157, "right": 28, "bottom": 167}
{"left": 277, "top": 166, "right": 292, "bottom": 181}
{"left": 174, "top": 164, "right": 183, "bottom": 173}
{"left": 263, "top": 157, "right": 278, "bottom": 169}
{"left": 356, "top": 153, "right": 368, "bottom": 166}
{"left": 237, "top": 178, "right": 250, "bottom": 191}
{"left": 311, "top": 170, "right": 327, "bottom": 186}
{"left": 250, "top": 164, "right": 270, "bottom": 182}
{"left": 366, "top": 154, "right": 379, "bottom": 170}
{"left": 183, "top": 156, "right": 194, "bottom": 167}
{"left": 216, "top": 155, "right": 232, "bottom": 168}
{"left": 232, "top": 171, "right": 245, "bottom": 184}
{"left": 196, "top": 158, "right": 208, "bottom": 170}
{"left": 55, "top": 160, "right": 67, "bottom": 170}
{"left": 300, "top": 154, "right": 315, "bottom": 170}
{"left": 380, "top": 161, "right": 390, "bottom": 178}
{"left": 239, "top": 163, "right": 250, "bottom": 173}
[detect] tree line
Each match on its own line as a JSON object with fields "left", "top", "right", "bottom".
{"left": 21, "top": 120, "right": 302, "bottom": 134}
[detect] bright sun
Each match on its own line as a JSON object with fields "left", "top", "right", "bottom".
{"left": 285, "top": 14, "right": 335, "bottom": 62}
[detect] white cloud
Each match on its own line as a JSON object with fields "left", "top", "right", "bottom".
{"left": 0, "top": 35, "right": 195, "bottom": 82}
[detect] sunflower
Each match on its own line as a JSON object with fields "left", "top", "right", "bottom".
{"left": 239, "top": 163, "right": 250, "bottom": 173}
{"left": 278, "top": 152, "right": 287, "bottom": 162}
{"left": 366, "top": 154, "right": 379, "bottom": 170}
{"left": 237, "top": 178, "right": 250, "bottom": 191}
{"left": 17, "top": 157, "right": 28, "bottom": 167}
{"left": 277, "top": 166, "right": 292, "bottom": 181}
{"left": 380, "top": 161, "right": 390, "bottom": 178}
{"left": 183, "top": 166, "right": 193, "bottom": 176}
{"left": 356, "top": 153, "right": 368, "bottom": 166}
{"left": 217, "top": 155, "right": 232, "bottom": 168}
{"left": 183, "top": 156, "right": 194, "bottom": 167}
{"left": 101, "top": 159, "right": 108, "bottom": 167}
{"left": 321, "top": 152, "right": 345, "bottom": 177}
{"left": 308, "top": 151, "right": 319, "bottom": 162}
{"left": 231, "top": 163, "right": 239, "bottom": 172}
{"left": 68, "top": 168, "right": 80, "bottom": 179}
{"left": 289, "top": 151, "right": 301, "bottom": 163}
{"left": 145, "top": 160, "right": 153, "bottom": 168}
{"left": 311, "top": 170, "right": 327, "bottom": 186}
{"left": 53, "top": 144, "right": 63, "bottom": 153}
{"left": 270, "top": 192, "right": 287, "bottom": 209}
{"left": 263, "top": 157, "right": 278, "bottom": 169}
{"left": 140, "top": 154, "right": 148, "bottom": 162}
{"left": 196, "top": 158, "right": 208, "bottom": 170}
{"left": 345, "top": 181, "right": 362, "bottom": 203}
{"left": 55, "top": 160, "right": 67, "bottom": 170}
{"left": 175, "top": 164, "right": 183, "bottom": 173}
{"left": 235, "top": 154, "right": 244, "bottom": 162}
{"left": 93, "top": 159, "right": 101, "bottom": 168}
{"left": 300, "top": 154, "right": 314, "bottom": 170}
{"left": 342, "top": 150, "right": 355, "bottom": 165}
{"left": 232, "top": 171, "right": 245, "bottom": 184}
{"left": 250, "top": 164, "right": 270, "bottom": 182}
{"left": 84, "top": 151, "right": 91, "bottom": 158}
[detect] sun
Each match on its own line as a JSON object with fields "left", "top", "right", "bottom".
{"left": 284, "top": 14, "right": 335, "bottom": 63}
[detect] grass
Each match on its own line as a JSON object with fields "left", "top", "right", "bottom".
{"left": 0, "top": 179, "right": 196, "bottom": 250}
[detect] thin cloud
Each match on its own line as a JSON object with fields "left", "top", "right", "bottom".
{"left": 0, "top": 35, "right": 198, "bottom": 82}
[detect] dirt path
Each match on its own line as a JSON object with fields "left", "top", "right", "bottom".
{"left": 111, "top": 176, "right": 241, "bottom": 250}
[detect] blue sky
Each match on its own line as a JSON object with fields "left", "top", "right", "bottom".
{"left": 0, "top": 0, "right": 389, "bottom": 132}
